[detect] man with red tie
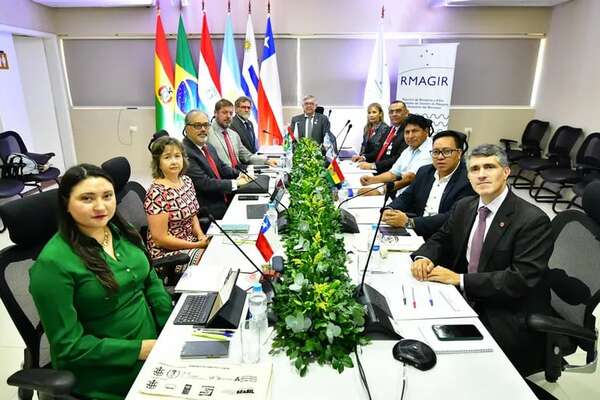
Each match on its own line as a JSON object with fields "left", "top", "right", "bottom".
{"left": 358, "top": 100, "right": 410, "bottom": 173}
{"left": 182, "top": 110, "right": 250, "bottom": 220}
{"left": 411, "top": 144, "right": 552, "bottom": 376}
{"left": 208, "top": 99, "right": 277, "bottom": 170}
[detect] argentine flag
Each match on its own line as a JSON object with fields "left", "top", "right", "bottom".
{"left": 220, "top": 13, "right": 244, "bottom": 103}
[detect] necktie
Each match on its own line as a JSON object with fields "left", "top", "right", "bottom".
{"left": 306, "top": 117, "right": 313, "bottom": 140}
{"left": 202, "top": 146, "right": 221, "bottom": 179}
{"left": 468, "top": 206, "right": 491, "bottom": 274}
{"left": 245, "top": 121, "right": 256, "bottom": 151}
{"left": 222, "top": 130, "right": 239, "bottom": 169}
{"left": 375, "top": 126, "right": 396, "bottom": 162}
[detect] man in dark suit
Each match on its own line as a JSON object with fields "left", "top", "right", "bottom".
{"left": 182, "top": 109, "right": 250, "bottom": 219}
{"left": 229, "top": 96, "right": 257, "bottom": 153}
{"left": 411, "top": 144, "right": 552, "bottom": 376}
{"left": 290, "top": 95, "right": 331, "bottom": 145}
{"left": 382, "top": 130, "right": 475, "bottom": 239}
{"left": 358, "top": 100, "right": 409, "bottom": 173}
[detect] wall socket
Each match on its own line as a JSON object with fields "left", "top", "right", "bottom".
{"left": 129, "top": 125, "right": 138, "bottom": 134}
{"left": 464, "top": 127, "right": 472, "bottom": 140}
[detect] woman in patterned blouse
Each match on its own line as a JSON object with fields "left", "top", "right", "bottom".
{"left": 145, "top": 137, "right": 210, "bottom": 271}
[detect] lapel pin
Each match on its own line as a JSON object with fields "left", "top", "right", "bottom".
{"left": 499, "top": 222, "right": 505, "bottom": 228}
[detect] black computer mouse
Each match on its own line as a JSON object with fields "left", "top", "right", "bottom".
{"left": 392, "top": 339, "right": 437, "bottom": 371}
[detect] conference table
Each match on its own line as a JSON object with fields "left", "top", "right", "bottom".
{"left": 126, "top": 159, "right": 536, "bottom": 400}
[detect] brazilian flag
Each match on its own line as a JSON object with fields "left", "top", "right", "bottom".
{"left": 174, "top": 15, "right": 198, "bottom": 135}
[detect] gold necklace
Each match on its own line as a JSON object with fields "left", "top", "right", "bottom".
{"left": 101, "top": 227, "right": 110, "bottom": 248}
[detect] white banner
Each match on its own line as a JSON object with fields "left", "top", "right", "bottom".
{"left": 395, "top": 43, "right": 459, "bottom": 132}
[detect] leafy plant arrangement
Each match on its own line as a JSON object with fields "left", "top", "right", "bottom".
{"left": 271, "top": 139, "right": 368, "bottom": 376}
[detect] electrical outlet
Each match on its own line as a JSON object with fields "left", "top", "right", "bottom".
{"left": 129, "top": 125, "right": 138, "bottom": 135}
{"left": 464, "top": 127, "right": 472, "bottom": 140}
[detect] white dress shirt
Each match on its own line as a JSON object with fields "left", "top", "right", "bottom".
{"left": 390, "top": 137, "right": 433, "bottom": 178}
{"left": 423, "top": 162, "right": 460, "bottom": 216}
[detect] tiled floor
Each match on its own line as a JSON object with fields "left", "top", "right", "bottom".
{"left": 0, "top": 184, "right": 598, "bottom": 399}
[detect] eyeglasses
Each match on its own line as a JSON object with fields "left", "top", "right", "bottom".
{"left": 186, "top": 123, "right": 210, "bottom": 130}
{"left": 238, "top": 105, "right": 252, "bottom": 110}
{"left": 430, "top": 148, "right": 460, "bottom": 158}
{"left": 389, "top": 108, "right": 406, "bottom": 115}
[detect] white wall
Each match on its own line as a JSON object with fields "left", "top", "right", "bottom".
{"left": 535, "top": 0, "right": 600, "bottom": 134}
{"left": 0, "top": 32, "right": 33, "bottom": 148}
{"left": 14, "top": 36, "right": 66, "bottom": 172}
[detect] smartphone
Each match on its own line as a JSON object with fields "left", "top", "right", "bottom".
{"left": 180, "top": 341, "right": 230, "bottom": 359}
{"left": 238, "top": 195, "right": 259, "bottom": 201}
{"left": 432, "top": 324, "right": 483, "bottom": 341}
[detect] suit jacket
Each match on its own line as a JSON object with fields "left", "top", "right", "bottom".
{"left": 360, "top": 122, "right": 389, "bottom": 158}
{"left": 229, "top": 114, "right": 257, "bottom": 153}
{"left": 389, "top": 162, "right": 475, "bottom": 239}
{"left": 182, "top": 137, "right": 239, "bottom": 219}
{"left": 412, "top": 191, "right": 551, "bottom": 374}
{"left": 363, "top": 122, "right": 408, "bottom": 173}
{"left": 208, "top": 122, "right": 267, "bottom": 169}
{"left": 290, "top": 113, "right": 331, "bottom": 145}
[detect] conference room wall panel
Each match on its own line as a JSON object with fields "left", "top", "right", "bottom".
{"left": 0, "top": 0, "right": 55, "bottom": 33}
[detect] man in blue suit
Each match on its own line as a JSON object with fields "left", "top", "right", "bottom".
{"left": 382, "top": 130, "right": 475, "bottom": 239}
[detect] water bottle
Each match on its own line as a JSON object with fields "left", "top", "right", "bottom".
{"left": 266, "top": 202, "right": 278, "bottom": 236}
{"left": 248, "top": 283, "right": 268, "bottom": 360}
{"left": 339, "top": 181, "right": 351, "bottom": 203}
{"left": 285, "top": 146, "right": 293, "bottom": 170}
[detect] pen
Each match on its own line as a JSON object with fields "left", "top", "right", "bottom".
{"left": 427, "top": 286, "right": 433, "bottom": 306}
{"left": 192, "top": 332, "right": 230, "bottom": 341}
{"left": 411, "top": 287, "right": 416, "bottom": 309}
{"left": 196, "top": 329, "right": 235, "bottom": 335}
{"left": 402, "top": 284, "right": 407, "bottom": 306}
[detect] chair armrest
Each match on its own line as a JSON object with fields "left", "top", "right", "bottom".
{"left": 576, "top": 164, "right": 600, "bottom": 173}
{"left": 152, "top": 253, "right": 190, "bottom": 270}
{"left": 499, "top": 139, "right": 518, "bottom": 145}
{"left": 527, "top": 314, "right": 597, "bottom": 342}
{"left": 7, "top": 368, "right": 75, "bottom": 396}
{"left": 26, "top": 152, "right": 55, "bottom": 165}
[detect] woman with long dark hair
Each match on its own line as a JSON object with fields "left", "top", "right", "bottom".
{"left": 29, "top": 164, "right": 172, "bottom": 400}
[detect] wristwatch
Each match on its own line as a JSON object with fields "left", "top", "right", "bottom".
{"left": 405, "top": 218, "right": 415, "bottom": 230}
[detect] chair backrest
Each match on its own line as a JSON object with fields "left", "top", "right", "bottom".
{"left": 0, "top": 131, "right": 28, "bottom": 162}
{"left": 575, "top": 132, "right": 600, "bottom": 170}
{"left": 547, "top": 125, "right": 583, "bottom": 167}
{"left": 521, "top": 119, "right": 549, "bottom": 150}
{"left": 0, "top": 189, "right": 59, "bottom": 370}
{"left": 548, "top": 181, "right": 600, "bottom": 356}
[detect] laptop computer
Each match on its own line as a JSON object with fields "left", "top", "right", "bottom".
{"left": 173, "top": 268, "right": 240, "bottom": 326}
{"left": 246, "top": 183, "right": 285, "bottom": 220}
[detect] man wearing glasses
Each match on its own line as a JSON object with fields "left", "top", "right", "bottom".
{"left": 230, "top": 96, "right": 258, "bottom": 154}
{"left": 290, "top": 95, "right": 331, "bottom": 144}
{"left": 182, "top": 109, "right": 251, "bottom": 219}
{"left": 381, "top": 130, "right": 475, "bottom": 239}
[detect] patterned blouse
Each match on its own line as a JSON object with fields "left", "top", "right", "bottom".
{"left": 144, "top": 175, "right": 200, "bottom": 260}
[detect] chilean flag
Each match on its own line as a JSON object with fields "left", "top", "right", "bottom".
{"left": 257, "top": 15, "right": 284, "bottom": 146}
{"left": 256, "top": 215, "right": 275, "bottom": 262}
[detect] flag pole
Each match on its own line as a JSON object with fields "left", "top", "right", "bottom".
{"left": 267, "top": 0, "right": 270, "bottom": 14}
{"left": 228, "top": 0, "right": 231, "bottom": 13}
{"left": 248, "top": 0, "right": 251, "bottom": 14}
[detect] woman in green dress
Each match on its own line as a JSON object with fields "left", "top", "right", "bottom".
{"left": 29, "top": 164, "right": 173, "bottom": 400}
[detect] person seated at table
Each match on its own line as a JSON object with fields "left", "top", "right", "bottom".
{"left": 359, "top": 114, "right": 433, "bottom": 195}
{"left": 410, "top": 144, "right": 552, "bottom": 376}
{"left": 356, "top": 100, "right": 409, "bottom": 173}
{"left": 351, "top": 102, "right": 390, "bottom": 163}
{"left": 182, "top": 109, "right": 251, "bottom": 220}
{"left": 29, "top": 164, "right": 173, "bottom": 400}
{"left": 381, "top": 130, "right": 475, "bottom": 239}
{"left": 145, "top": 136, "right": 210, "bottom": 272}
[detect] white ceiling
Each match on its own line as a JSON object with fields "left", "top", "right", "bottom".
{"left": 429, "top": 0, "right": 571, "bottom": 6}
{"left": 31, "top": 0, "right": 155, "bottom": 7}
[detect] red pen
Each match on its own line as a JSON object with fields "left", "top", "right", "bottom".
{"left": 411, "top": 287, "right": 416, "bottom": 309}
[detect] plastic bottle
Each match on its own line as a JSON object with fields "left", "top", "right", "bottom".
{"left": 266, "top": 202, "right": 278, "bottom": 236}
{"left": 248, "top": 283, "right": 268, "bottom": 361}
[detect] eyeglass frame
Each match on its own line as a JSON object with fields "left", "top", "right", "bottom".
{"left": 186, "top": 122, "right": 211, "bottom": 130}
{"left": 430, "top": 148, "right": 461, "bottom": 159}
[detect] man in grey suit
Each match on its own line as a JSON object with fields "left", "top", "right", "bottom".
{"left": 208, "top": 98, "right": 277, "bottom": 169}
{"left": 411, "top": 144, "right": 552, "bottom": 376}
{"left": 229, "top": 96, "right": 257, "bottom": 153}
{"left": 290, "top": 95, "right": 331, "bottom": 145}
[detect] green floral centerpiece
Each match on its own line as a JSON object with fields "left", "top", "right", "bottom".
{"left": 271, "top": 139, "right": 369, "bottom": 376}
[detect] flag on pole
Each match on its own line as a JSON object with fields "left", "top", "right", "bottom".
{"left": 197, "top": 10, "right": 220, "bottom": 115}
{"left": 256, "top": 215, "right": 275, "bottom": 261}
{"left": 257, "top": 14, "right": 284, "bottom": 145}
{"left": 174, "top": 15, "right": 198, "bottom": 136}
{"left": 154, "top": 11, "right": 175, "bottom": 134}
{"left": 220, "top": 12, "right": 244, "bottom": 103}
{"left": 241, "top": 9, "right": 260, "bottom": 127}
{"left": 327, "top": 158, "right": 345, "bottom": 185}
{"left": 363, "top": 6, "right": 390, "bottom": 108}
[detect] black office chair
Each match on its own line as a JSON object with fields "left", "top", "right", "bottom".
{"left": 0, "top": 131, "right": 61, "bottom": 192}
{"left": 512, "top": 125, "right": 583, "bottom": 195}
{"left": 525, "top": 181, "right": 600, "bottom": 398}
{"left": 0, "top": 189, "right": 77, "bottom": 400}
{"left": 100, "top": 156, "right": 189, "bottom": 286}
{"left": 533, "top": 132, "right": 600, "bottom": 213}
{"left": 500, "top": 119, "right": 549, "bottom": 176}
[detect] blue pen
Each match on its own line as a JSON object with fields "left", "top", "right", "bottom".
{"left": 427, "top": 286, "right": 433, "bottom": 306}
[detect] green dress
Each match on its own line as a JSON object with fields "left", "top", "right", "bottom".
{"left": 29, "top": 226, "right": 173, "bottom": 400}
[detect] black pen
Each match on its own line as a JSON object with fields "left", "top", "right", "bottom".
{"left": 427, "top": 286, "right": 433, "bottom": 306}
{"left": 402, "top": 284, "right": 407, "bottom": 305}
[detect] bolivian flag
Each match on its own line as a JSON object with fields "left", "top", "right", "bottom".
{"left": 154, "top": 11, "right": 175, "bottom": 134}
{"left": 327, "top": 158, "right": 345, "bottom": 185}
{"left": 174, "top": 14, "right": 198, "bottom": 135}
